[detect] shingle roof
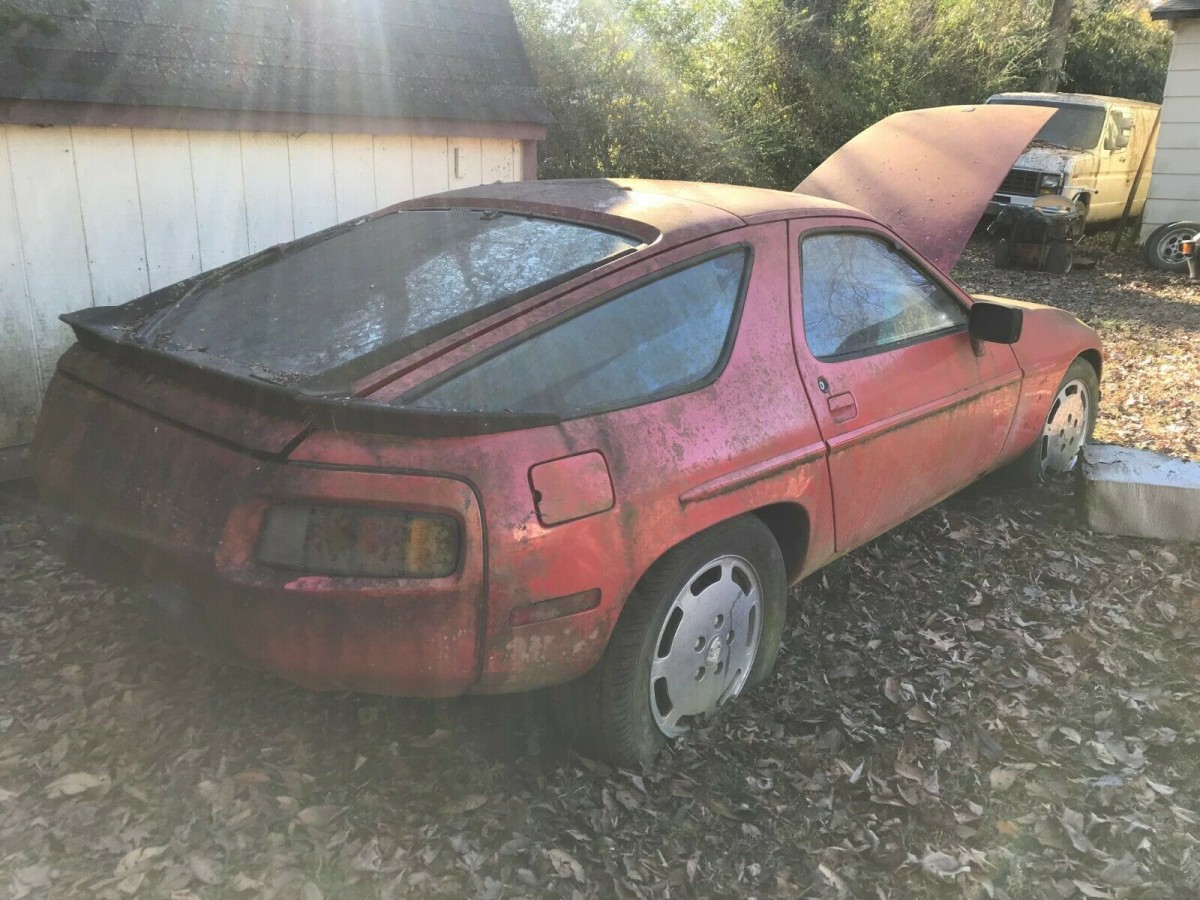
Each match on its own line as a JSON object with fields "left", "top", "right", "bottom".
{"left": 0, "top": 0, "right": 552, "bottom": 125}
{"left": 1151, "top": 0, "right": 1200, "bottom": 20}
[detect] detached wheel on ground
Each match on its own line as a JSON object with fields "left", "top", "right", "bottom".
{"left": 1141, "top": 221, "right": 1200, "bottom": 274}
{"left": 559, "top": 516, "right": 787, "bottom": 767}
{"left": 1044, "top": 242, "right": 1073, "bottom": 275}
{"left": 1009, "top": 357, "right": 1098, "bottom": 485}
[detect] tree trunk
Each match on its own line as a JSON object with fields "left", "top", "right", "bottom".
{"left": 1039, "top": 0, "right": 1074, "bottom": 92}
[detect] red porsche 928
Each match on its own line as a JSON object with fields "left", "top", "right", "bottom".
{"left": 32, "top": 105, "right": 1100, "bottom": 764}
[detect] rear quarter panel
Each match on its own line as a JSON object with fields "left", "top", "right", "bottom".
{"left": 292, "top": 222, "right": 836, "bottom": 693}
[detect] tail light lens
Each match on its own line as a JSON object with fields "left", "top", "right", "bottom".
{"left": 256, "top": 505, "right": 459, "bottom": 578}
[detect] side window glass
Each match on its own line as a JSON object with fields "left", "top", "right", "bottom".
{"left": 800, "top": 233, "right": 966, "bottom": 359}
{"left": 408, "top": 249, "right": 748, "bottom": 416}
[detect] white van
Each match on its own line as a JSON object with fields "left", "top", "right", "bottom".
{"left": 984, "top": 92, "right": 1160, "bottom": 230}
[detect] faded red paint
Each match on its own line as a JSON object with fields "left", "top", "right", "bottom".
{"left": 530, "top": 452, "right": 614, "bottom": 526}
{"left": 786, "top": 217, "right": 1024, "bottom": 553}
{"left": 31, "top": 162, "right": 1101, "bottom": 700}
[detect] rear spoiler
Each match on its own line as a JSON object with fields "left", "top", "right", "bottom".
{"left": 60, "top": 315, "right": 565, "bottom": 440}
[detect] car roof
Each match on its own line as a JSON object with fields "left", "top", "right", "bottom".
{"left": 399, "top": 178, "right": 864, "bottom": 247}
{"left": 987, "top": 92, "right": 1159, "bottom": 110}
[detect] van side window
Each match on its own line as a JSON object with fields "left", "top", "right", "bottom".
{"left": 800, "top": 233, "right": 966, "bottom": 359}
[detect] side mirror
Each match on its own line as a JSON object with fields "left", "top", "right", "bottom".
{"left": 969, "top": 301, "right": 1023, "bottom": 344}
{"left": 1112, "top": 132, "right": 1130, "bottom": 150}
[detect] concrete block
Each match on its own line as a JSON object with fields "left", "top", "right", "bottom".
{"left": 1081, "top": 444, "right": 1200, "bottom": 543}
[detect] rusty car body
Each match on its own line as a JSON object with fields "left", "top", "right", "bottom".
{"left": 31, "top": 105, "right": 1102, "bottom": 764}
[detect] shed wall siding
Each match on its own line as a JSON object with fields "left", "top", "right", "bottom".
{"left": 0, "top": 124, "right": 524, "bottom": 449}
{"left": 1141, "top": 21, "right": 1200, "bottom": 239}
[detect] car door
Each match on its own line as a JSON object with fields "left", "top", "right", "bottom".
{"left": 788, "top": 219, "right": 1023, "bottom": 554}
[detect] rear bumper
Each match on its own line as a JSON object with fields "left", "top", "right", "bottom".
{"left": 32, "top": 369, "right": 487, "bottom": 697}
{"left": 49, "top": 516, "right": 485, "bottom": 696}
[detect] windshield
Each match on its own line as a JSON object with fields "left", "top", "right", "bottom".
{"left": 139, "top": 210, "right": 641, "bottom": 386}
{"left": 988, "top": 99, "right": 1105, "bottom": 150}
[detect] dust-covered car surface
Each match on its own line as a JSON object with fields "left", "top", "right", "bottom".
{"left": 31, "top": 105, "right": 1102, "bottom": 765}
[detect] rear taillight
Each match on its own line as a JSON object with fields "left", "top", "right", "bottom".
{"left": 256, "top": 505, "right": 459, "bottom": 578}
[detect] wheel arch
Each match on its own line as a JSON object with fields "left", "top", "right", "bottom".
{"left": 1078, "top": 348, "right": 1102, "bottom": 383}
{"left": 630, "top": 501, "right": 812, "bottom": 602}
{"left": 748, "top": 502, "right": 811, "bottom": 585}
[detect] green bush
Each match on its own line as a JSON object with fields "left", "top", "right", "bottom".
{"left": 1063, "top": 0, "right": 1172, "bottom": 102}
{"left": 513, "top": 0, "right": 1171, "bottom": 187}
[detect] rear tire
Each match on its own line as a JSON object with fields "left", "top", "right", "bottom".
{"left": 559, "top": 516, "right": 786, "bottom": 767}
{"left": 1141, "top": 221, "right": 1200, "bottom": 274}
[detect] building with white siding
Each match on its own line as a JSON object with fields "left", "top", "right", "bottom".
{"left": 1141, "top": 0, "right": 1200, "bottom": 239}
{"left": 0, "top": 0, "right": 550, "bottom": 473}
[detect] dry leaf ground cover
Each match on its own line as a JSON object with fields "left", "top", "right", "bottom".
{"left": 2, "top": 237, "right": 1198, "bottom": 900}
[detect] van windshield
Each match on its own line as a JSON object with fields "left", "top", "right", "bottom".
{"left": 135, "top": 210, "right": 641, "bottom": 387}
{"left": 989, "top": 99, "right": 1106, "bottom": 150}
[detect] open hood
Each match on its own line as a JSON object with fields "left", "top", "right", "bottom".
{"left": 795, "top": 104, "right": 1055, "bottom": 274}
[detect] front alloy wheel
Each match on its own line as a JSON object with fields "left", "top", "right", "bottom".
{"left": 1009, "top": 357, "right": 1099, "bottom": 485}
{"left": 1040, "top": 376, "right": 1091, "bottom": 475}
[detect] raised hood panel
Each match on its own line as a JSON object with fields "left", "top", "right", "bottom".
{"left": 795, "top": 104, "right": 1055, "bottom": 274}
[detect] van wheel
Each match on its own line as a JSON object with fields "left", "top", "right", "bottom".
{"left": 1045, "top": 242, "right": 1073, "bottom": 275}
{"left": 1007, "top": 357, "right": 1098, "bottom": 485}
{"left": 993, "top": 238, "right": 1011, "bottom": 268}
{"left": 559, "top": 517, "right": 786, "bottom": 767}
{"left": 1141, "top": 222, "right": 1200, "bottom": 273}
{"left": 1069, "top": 196, "right": 1089, "bottom": 241}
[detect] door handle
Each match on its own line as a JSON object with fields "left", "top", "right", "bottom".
{"left": 827, "top": 391, "right": 858, "bottom": 423}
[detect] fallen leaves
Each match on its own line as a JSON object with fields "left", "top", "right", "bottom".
{"left": 44, "top": 772, "right": 110, "bottom": 798}
{"left": 988, "top": 766, "right": 1022, "bottom": 792}
{"left": 441, "top": 793, "right": 489, "bottom": 815}
{"left": 0, "top": 239, "right": 1197, "bottom": 897}
{"left": 114, "top": 846, "right": 166, "bottom": 877}
{"left": 920, "top": 850, "right": 970, "bottom": 878}
{"left": 294, "top": 805, "right": 342, "bottom": 828}
{"left": 544, "top": 848, "right": 586, "bottom": 883}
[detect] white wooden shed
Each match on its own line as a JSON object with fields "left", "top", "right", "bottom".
{"left": 1140, "top": 0, "right": 1200, "bottom": 238}
{"left": 0, "top": 0, "right": 551, "bottom": 475}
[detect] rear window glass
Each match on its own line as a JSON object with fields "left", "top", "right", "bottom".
{"left": 139, "top": 210, "right": 640, "bottom": 383}
{"left": 408, "top": 249, "right": 748, "bottom": 417}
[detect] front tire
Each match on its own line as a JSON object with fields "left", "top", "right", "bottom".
{"left": 1009, "top": 357, "right": 1098, "bottom": 485}
{"left": 561, "top": 516, "right": 787, "bottom": 766}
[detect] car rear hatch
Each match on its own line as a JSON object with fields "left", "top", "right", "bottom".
{"left": 34, "top": 206, "right": 645, "bottom": 561}
{"left": 33, "top": 343, "right": 305, "bottom": 566}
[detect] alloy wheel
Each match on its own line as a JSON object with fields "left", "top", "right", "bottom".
{"left": 1041, "top": 378, "right": 1090, "bottom": 474}
{"left": 649, "top": 555, "right": 762, "bottom": 738}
